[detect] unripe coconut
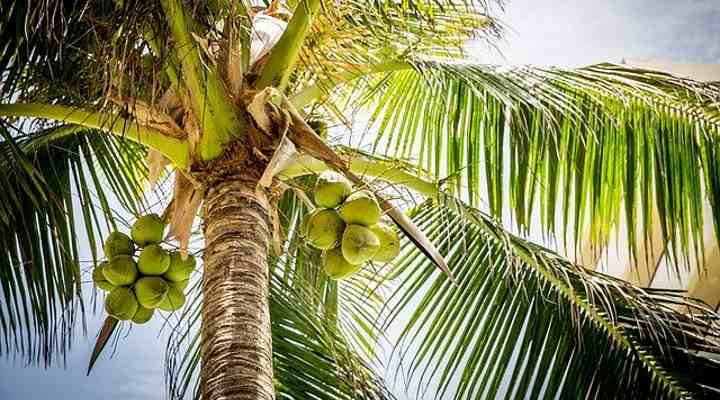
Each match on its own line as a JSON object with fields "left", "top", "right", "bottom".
{"left": 103, "top": 231, "right": 134, "bottom": 258}
{"left": 171, "top": 279, "right": 190, "bottom": 291}
{"left": 137, "top": 244, "right": 171, "bottom": 275}
{"left": 105, "top": 287, "right": 139, "bottom": 321}
{"left": 134, "top": 277, "right": 169, "bottom": 308}
{"left": 93, "top": 262, "right": 115, "bottom": 292}
{"left": 132, "top": 307, "right": 155, "bottom": 324}
{"left": 300, "top": 208, "right": 320, "bottom": 237}
{"left": 305, "top": 209, "right": 345, "bottom": 250}
{"left": 157, "top": 285, "right": 186, "bottom": 312}
{"left": 104, "top": 255, "right": 139, "bottom": 286}
{"left": 314, "top": 171, "right": 352, "bottom": 208}
{"left": 131, "top": 213, "right": 165, "bottom": 247}
{"left": 370, "top": 223, "right": 400, "bottom": 262}
{"left": 341, "top": 224, "right": 380, "bottom": 264}
{"left": 164, "top": 252, "right": 196, "bottom": 282}
{"left": 323, "top": 248, "right": 362, "bottom": 280}
{"left": 338, "top": 190, "right": 382, "bottom": 226}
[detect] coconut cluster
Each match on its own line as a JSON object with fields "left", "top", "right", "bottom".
{"left": 92, "top": 214, "right": 196, "bottom": 324}
{"left": 304, "top": 172, "right": 400, "bottom": 279}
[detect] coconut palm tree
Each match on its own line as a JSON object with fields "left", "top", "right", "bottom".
{"left": 1, "top": 1, "right": 720, "bottom": 399}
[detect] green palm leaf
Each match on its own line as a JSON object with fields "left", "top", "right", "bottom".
{"left": 0, "top": 122, "right": 149, "bottom": 365}
{"left": 320, "top": 59, "right": 720, "bottom": 275}
{"left": 382, "top": 195, "right": 720, "bottom": 399}
{"left": 164, "top": 274, "right": 394, "bottom": 400}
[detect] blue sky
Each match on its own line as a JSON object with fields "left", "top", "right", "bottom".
{"left": 2, "top": 1, "right": 719, "bottom": 399}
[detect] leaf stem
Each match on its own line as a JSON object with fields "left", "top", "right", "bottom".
{"left": 291, "top": 61, "right": 411, "bottom": 108}
{"left": 278, "top": 153, "right": 438, "bottom": 196}
{"left": 0, "top": 103, "right": 190, "bottom": 168}
{"left": 255, "top": 0, "right": 322, "bottom": 91}
{"left": 160, "top": 0, "right": 244, "bottom": 160}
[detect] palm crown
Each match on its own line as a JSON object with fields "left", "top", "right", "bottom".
{"left": 1, "top": 1, "right": 720, "bottom": 399}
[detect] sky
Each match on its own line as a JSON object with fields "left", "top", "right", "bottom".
{"left": 474, "top": 0, "right": 720, "bottom": 67}
{"left": 2, "top": 1, "right": 719, "bottom": 399}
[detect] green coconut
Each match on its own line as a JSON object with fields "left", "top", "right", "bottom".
{"left": 305, "top": 208, "right": 345, "bottom": 250}
{"left": 103, "top": 231, "right": 134, "bottom": 258}
{"left": 93, "top": 262, "right": 115, "bottom": 292}
{"left": 322, "top": 248, "right": 362, "bottom": 280}
{"left": 370, "top": 222, "right": 400, "bottom": 263}
{"left": 134, "top": 277, "right": 169, "bottom": 308}
{"left": 171, "top": 279, "right": 190, "bottom": 291}
{"left": 341, "top": 224, "right": 380, "bottom": 264}
{"left": 131, "top": 213, "right": 166, "bottom": 247}
{"left": 137, "top": 244, "right": 171, "bottom": 275}
{"left": 157, "top": 285, "right": 186, "bottom": 312}
{"left": 104, "top": 255, "right": 139, "bottom": 286}
{"left": 105, "top": 287, "right": 139, "bottom": 321}
{"left": 164, "top": 252, "right": 196, "bottom": 282}
{"left": 338, "top": 190, "right": 382, "bottom": 226}
{"left": 300, "top": 208, "right": 320, "bottom": 237}
{"left": 132, "top": 306, "right": 155, "bottom": 324}
{"left": 314, "top": 171, "right": 353, "bottom": 208}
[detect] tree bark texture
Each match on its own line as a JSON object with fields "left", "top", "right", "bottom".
{"left": 201, "top": 174, "right": 274, "bottom": 400}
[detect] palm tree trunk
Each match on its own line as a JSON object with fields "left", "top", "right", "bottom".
{"left": 200, "top": 174, "right": 274, "bottom": 400}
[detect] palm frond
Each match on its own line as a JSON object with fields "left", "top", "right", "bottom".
{"left": 0, "top": 121, "right": 149, "bottom": 365}
{"left": 331, "top": 59, "right": 720, "bottom": 275}
{"left": 0, "top": 0, "right": 91, "bottom": 99}
{"left": 165, "top": 273, "right": 394, "bottom": 400}
{"left": 289, "top": 0, "right": 502, "bottom": 97}
{"left": 0, "top": 0, "right": 176, "bottom": 105}
{"left": 382, "top": 195, "right": 720, "bottom": 399}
